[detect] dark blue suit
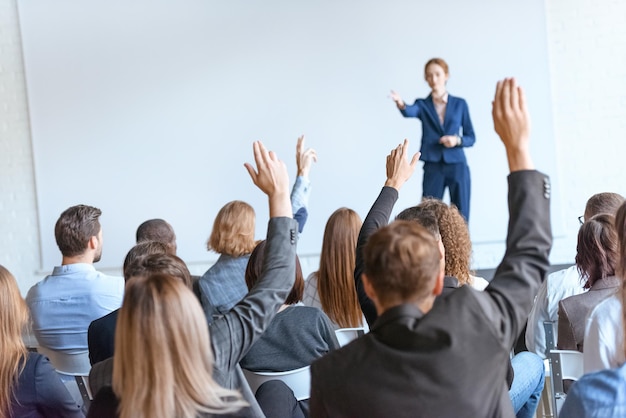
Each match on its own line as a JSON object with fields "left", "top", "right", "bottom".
{"left": 400, "top": 94, "right": 475, "bottom": 220}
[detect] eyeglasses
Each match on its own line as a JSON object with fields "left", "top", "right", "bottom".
{"left": 578, "top": 216, "right": 584, "bottom": 225}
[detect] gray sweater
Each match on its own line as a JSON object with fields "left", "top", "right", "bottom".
{"left": 240, "top": 305, "right": 340, "bottom": 372}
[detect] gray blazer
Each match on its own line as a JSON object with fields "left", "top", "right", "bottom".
{"left": 310, "top": 170, "right": 552, "bottom": 418}
{"left": 557, "top": 275, "right": 620, "bottom": 352}
{"left": 89, "top": 217, "right": 298, "bottom": 418}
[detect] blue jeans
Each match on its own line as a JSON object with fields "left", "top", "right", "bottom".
{"left": 509, "top": 351, "right": 545, "bottom": 418}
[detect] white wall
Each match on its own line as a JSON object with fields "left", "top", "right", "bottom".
{"left": 2, "top": 0, "right": 626, "bottom": 294}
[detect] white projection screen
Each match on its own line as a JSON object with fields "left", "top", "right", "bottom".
{"left": 17, "top": 0, "right": 562, "bottom": 270}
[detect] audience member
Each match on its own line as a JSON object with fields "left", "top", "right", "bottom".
{"left": 199, "top": 200, "right": 258, "bottom": 319}
{"left": 200, "top": 136, "right": 316, "bottom": 321}
{"left": 557, "top": 213, "right": 620, "bottom": 352}
{"left": 87, "top": 241, "right": 175, "bottom": 365}
{"left": 310, "top": 78, "right": 551, "bottom": 417}
{"left": 417, "top": 198, "right": 489, "bottom": 290}
{"left": 526, "top": 192, "right": 624, "bottom": 358}
{"left": 303, "top": 207, "right": 367, "bottom": 330}
{"left": 241, "top": 240, "right": 339, "bottom": 418}
{"left": 135, "top": 218, "right": 177, "bottom": 253}
{"left": 26, "top": 205, "right": 124, "bottom": 353}
{"left": 1, "top": 265, "right": 83, "bottom": 418}
{"left": 560, "top": 201, "right": 626, "bottom": 417}
{"left": 86, "top": 274, "right": 248, "bottom": 418}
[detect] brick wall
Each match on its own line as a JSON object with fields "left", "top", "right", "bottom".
{"left": 2, "top": 0, "right": 625, "bottom": 291}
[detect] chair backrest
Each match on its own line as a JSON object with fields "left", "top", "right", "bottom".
{"left": 334, "top": 327, "right": 365, "bottom": 347}
{"left": 543, "top": 321, "right": 557, "bottom": 357}
{"left": 548, "top": 349, "right": 584, "bottom": 416}
{"left": 242, "top": 366, "right": 311, "bottom": 401}
{"left": 36, "top": 346, "right": 92, "bottom": 375}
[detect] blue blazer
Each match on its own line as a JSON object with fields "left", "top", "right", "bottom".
{"left": 400, "top": 94, "right": 475, "bottom": 164}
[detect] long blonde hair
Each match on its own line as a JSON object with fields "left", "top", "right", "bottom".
{"left": 113, "top": 274, "right": 247, "bottom": 418}
{"left": 317, "top": 208, "right": 363, "bottom": 328}
{"left": 0, "top": 265, "right": 29, "bottom": 418}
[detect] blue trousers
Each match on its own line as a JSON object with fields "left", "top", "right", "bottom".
{"left": 423, "top": 161, "right": 471, "bottom": 221}
{"left": 509, "top": 351, "right": 545, "bottom": 418}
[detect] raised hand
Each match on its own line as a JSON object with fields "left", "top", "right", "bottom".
{"left": 384, "top": 139, "right": 420, "bottom": 190}
{"left": 492, "top": 78, "right": 534, "bottom": 171}
{"left": 295, "top": 135, "right": 317, "bottom": 178}
{"left": 244, "top": 141, "right": 291, "bottom": 217}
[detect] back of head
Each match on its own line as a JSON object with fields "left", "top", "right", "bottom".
{"left": 0, "top": 265, "right": 29, "bottom": 418}
{"left": 207, "top": 201, "right": 256, "bottom": 257}
{"left": 364, "top": 221, "right": 440, "bottom": 307}
{"left": 317, "top": 208, "right": 363, "bottom": 328}
{"left": 54, "top": 204, "right": 102, "bottom": 257}
{"left": 245, "top": 240, "right": 304, "bottom": 305}
{"left": 135, "top": 219, "right": 177, "bottom": 254}
{"left": 122, "top": 241, "right": 171, "bottom": 282}
{"left": 576, "top": 213, "right": 618, "bottom": 288}
{"left": 113, "top": 274, "right": 246, "bottom": 418}
{"left": 584, "top": 192, "right": 624, "bottom": 219}
{"left": 124, "top": 253, "right": 193, "bottom": 290}
{"left": 418, "top": 199, "right": 472, "bottom": 284}
{"left": 395, "top": 206, "right": 440, "bottom": 238}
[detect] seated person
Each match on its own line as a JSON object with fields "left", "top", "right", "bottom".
{"left": 26, "top": 204, "right": 124, "bottom": 353}
{"left": 559, "top": 201, "right": 626, "bottom": 417}
{"left": 1, "top": 265, "right": 83, "bottom": 418}
{"left": 526, "top": 192, "right": 623, "bottom": 358}
{"left": 303, "top": 207, "right": 368, "bottom": 330}
{"left": 557, "top": 213, "right": 620, "bottom": 352}
{"left": 310, "top": 78, "right": 551, "bottom": 417}
{"left": 88, "top": 241, "right": 178, "bottom": 365}
{"left": 200, "top": 135, "right": 316, "bottom": 321}
{"left": 584, "top": 292, "right": 623, "bottom": 373}
{"left": 87, "top": 274, "right": 248, "bottom": 418}
{"left": 241, "top": 240, "right": 340, "bottom": 418}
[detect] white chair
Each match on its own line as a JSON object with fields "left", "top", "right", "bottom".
{"left": 334, "top": 327, "right": 365, "bottom": 347}
{"left": 36, "top": 346, "right": 91, "bottom": 375}
{"left": 242, "top": 366, "right": 311, "bottom": 401}
{"left": 548, "top": 349, "right": 584, "bottom": 417}
{"left": 35, "top": 346, "right": 93, "bottom": 411}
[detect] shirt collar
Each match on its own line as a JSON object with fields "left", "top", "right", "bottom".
{"left": 432, "top": 91, "right": 448, "bottom": 105}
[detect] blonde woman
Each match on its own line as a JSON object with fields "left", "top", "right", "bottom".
{"left": 303, "top": 208, "right": 367, "bottom": 329}
{"left": 0, "top": 265, "right": 83, "bottom": 418}
{"left": 87, "top": 274, "right": 247, "bottom": 418}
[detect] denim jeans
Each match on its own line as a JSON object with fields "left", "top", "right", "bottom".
{"left": 509, "top": 351, "right": 545, "bottom": 418}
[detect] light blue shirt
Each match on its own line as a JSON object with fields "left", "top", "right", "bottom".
{"left": 560, "top": 362, "right": 626, "bottom": 417}
{"left": 26, "top": 263, "right": 124, "bottom": 354}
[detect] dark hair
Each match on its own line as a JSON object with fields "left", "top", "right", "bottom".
{"left": 616, "top": 202, "right": 626, "bottom": 279}
{"left": 395, "top": 206, "right": 440, "bottom": 238}
{"left": 123, "top": 241, "right": 171, "bottom": 282}
{"left": 364, "top": 221, "right": 440, "bottom": 306}
{"left": 245, "top": 240, "right": 303, "bottom": 305}
{"left": 576, "top": 213, "right": 618, "bottom": 288}
{"left": 125, "top": 253, "right": 192, "bottom": 290}
{"left": 54, "top": 205, "right": 102, "bottom": 257}
{"left": 584, "top": 193, "right": 624, "bottom": 220}
{"left": 136, "top": 219, "right": 177, "bottom": 253}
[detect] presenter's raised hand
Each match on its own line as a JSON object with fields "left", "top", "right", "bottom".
{"left": 492, "top": 78, "right": 534, "bottom": 172}
{"left": 245, "top": 141, "right": 291, "bottom": 218}
{"left": 296, "top": 135, "right": 317, "bottom": 178}
{"left": 390, "top": 90, "right": 406, "bottom": 109}
{"left": 384, "top": 139, "right": 420, "bottom": 190}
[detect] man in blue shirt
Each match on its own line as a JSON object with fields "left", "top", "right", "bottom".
{"left": 26, "top": 205, "right": 124, "bottom": 354}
